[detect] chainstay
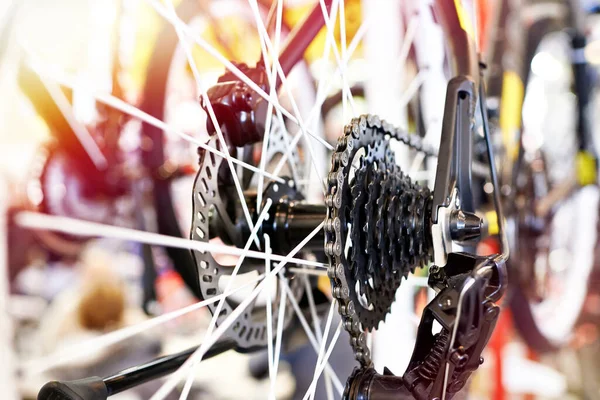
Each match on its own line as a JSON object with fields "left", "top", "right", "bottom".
{"left": 324, "top": 114, "right": 435, "bottom": 366}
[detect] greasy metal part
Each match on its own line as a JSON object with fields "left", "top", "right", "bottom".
{"left": 217, "top": 178, "right": 326, "bottom": 254}
{"left": 449, "top": 209, "right": 482, "bottom": 242}
{"left": 324, "top": 114, "right": 435, "bottom": 366}
{"left": 266, "top": 200, "right": 326, "bottom": 254}
{"left": 343, "top": 367, "right": 412, "bottom": 400}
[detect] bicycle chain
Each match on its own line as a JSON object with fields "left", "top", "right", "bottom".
{"left": 324, "top": 114, "right": 436, "bottom": 366}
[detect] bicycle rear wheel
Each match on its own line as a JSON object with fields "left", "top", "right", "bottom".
{"left": 12, "top": 1, "right": 482, "bottom": 399}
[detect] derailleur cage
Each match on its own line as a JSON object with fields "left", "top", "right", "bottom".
{"left": 345, "top": 252, "right": 506, "bottom": 400}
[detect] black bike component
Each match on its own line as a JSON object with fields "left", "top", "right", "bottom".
{"left": 431, "top": 76, "right": 476, "bottom": 221}
{"left": 263, "top": 198, "right": 326, "bottom": 254}
{"left": 38, "top": 377, "right": 108, "bottom": 400}
{"left": 202, "top": 63, "right": 270, "bottom": 148}
{"left": 341, "top": 63, "right": 509, "bottom": 399}
{"left": 325, "top": 114, "right": 435, "bottom": 366}
{"left": 104, "top": 339, "right": 235, "bottom": 395}
{"left": 38, "top": 340, "right": 236, "bottom": 399}
{"left": 342, "top": 253, "right": 506, "bottom": 400}
{"left": 216, "top": 178, "right": 326, "bottom": 254}
{"left": 343, "top": 367, "right": 411, "bottom": 400}
{"left": 403, "top": 254, "right": 503, "bottom": 400}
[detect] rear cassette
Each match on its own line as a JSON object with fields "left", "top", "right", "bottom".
{"left": 324, "top": 114, "right": 434, "bottom": 365}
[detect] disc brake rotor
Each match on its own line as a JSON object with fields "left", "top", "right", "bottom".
{"left": 190, "top": 121, "right": 306, "bottom": 350}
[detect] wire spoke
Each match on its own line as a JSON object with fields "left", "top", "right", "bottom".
{"left": 279, "top": 275, "right": 344, "bottom": 395}
{"left": 305, "top": 286, "right": 336, "bottom": 400}
{"left": 289, "top": 267, "right": 328, "bottom": 277}
{"left": 397, "top": 12, "right": 420, "bottom": 77}
{"left": 318, "top": 0, "right": 356, "bottom": 114}
{"left": 271, "top": 274, "right": 287, "bottom": 399}
{"left": 246, "top": 0, "right": 329, "bottom": 193}
{"left": 264, "top": 234, "right": 276, "bottom": 395}
{"left": 15, "top": 212, "right": 326, "bottom": 269}
{"left": 270, "top": 12, "right": 373, "bottom": 183}
{"left": 302, "top": 321, "right": 343, "bottom": 400}
{"left": 301, "top": 10, "right": 372, "bottom": 135}
{"left": 151, "top": 271, "right": 268, "bottom": 400}
{"left": 338, "top": 0, "right": 349, "bottom": 125}
{"left": 257, "top": 0, "right": 285, "bottom": 212}
{"left": 398, "top": 70, "right": 426, "bottom": 110}
{"left": 150, "top": 222, "right": 326, "bottom": 399}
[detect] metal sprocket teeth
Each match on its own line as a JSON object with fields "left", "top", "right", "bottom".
{"left": 325, "top": 114, "right": 435, "bottom": 366}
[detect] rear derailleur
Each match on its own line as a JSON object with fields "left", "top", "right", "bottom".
{"left": 346, "top": 252, "right": 506, "bottom": 400}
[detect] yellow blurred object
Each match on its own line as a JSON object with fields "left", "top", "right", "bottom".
{"left": 128, "top": 0, "right": 364, "bottom": 92}
{"left": 130, "top": 0, "right": 264, "bottom": 91}
{"left": 485, "top": 210, "right": 499, "bottom": 236}
{"left": 284, "top": 0, "right": 363, "bottom": 63}
{"left": 500, "top": 70, "right": 524, "bottom": 161}
{"left": 130, "top": 1, "right": 163, "bottom": 91}
{"left": 576, "top": 150, "right": 597, "bottom": 186}
{"left": 78, "top": 247, "right": 126, "bottom": 331}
